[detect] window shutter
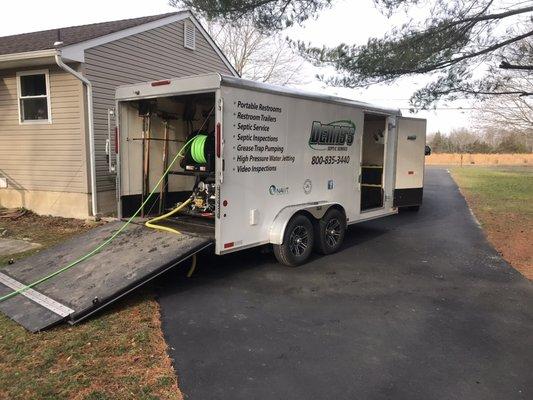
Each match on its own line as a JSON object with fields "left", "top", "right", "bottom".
{"left": 184, "top": 21, "right": 196, "bottom": 50}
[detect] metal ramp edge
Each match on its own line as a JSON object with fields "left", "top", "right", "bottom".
{"left": 68, "top": 241, "right": 213, "bottom": 325}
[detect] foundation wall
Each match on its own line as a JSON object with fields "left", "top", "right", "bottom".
{"left": 0, "top": 188, "right": 91, "bottom": 219}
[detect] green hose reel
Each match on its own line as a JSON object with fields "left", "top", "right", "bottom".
{"left": 190, "top": 134, "right": 208, "bottom": 164}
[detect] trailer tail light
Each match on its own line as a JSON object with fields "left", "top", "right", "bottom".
{"left": 216, "top": 122, "right": 221, "bottom": 158}
{"left": 408, "top": 171, "right": 414, "bottom": 175}
{"left": 114, "top": 127, "right": 119, "bottom": 154}
{"left": 224, "top": 242, "right": 234, "bottom": 249}
{"left": 151, "top": 80, "right": 171, "bottom": 87}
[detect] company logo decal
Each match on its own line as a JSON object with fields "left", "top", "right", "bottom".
{"left": 309, "top": 120, "right": 356, "bottom": 150}
{"left": 269, "top": 185, "right": 289, "bottom": 195}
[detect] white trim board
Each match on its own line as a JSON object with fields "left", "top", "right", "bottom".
{"left": 0, "top": 49, "right": 57, "bottom": 62}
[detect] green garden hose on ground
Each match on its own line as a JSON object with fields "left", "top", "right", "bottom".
{"left": 0, "top": 136, "right": 198, "bottom": 303}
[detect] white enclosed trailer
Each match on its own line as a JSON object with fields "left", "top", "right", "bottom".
{"left": 115, "top": 73, "right": 426, "bottom": 266}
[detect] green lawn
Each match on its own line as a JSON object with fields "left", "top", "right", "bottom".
{"left": 450, "top": 166, "right": 533, "bottom": 279}
{"left": 0, "top": 212, "right": 181, "bottom": 400}
{"left": 450, "top": 166, "right": 533, "bottom": 215}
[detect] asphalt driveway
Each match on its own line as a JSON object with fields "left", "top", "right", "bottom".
{"left": 157, "top": 168, "right": 533, "bottom": 400}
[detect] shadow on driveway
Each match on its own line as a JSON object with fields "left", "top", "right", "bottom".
{"left": 157, "top": 168, "right": 532, "bottom": 400}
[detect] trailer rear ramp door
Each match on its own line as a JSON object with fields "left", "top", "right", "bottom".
{"left": 0, "top": 220, "right": 213, "bottom": 332}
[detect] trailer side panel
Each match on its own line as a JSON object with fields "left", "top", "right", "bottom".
{"left": 216, "top": 85, "right": 369, "bottom": 253}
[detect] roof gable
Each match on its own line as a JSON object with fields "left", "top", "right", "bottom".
{"left": 0, "top": 12, "right": 179, "bottom": 56}
{"left": 0, "top": 11, "right": 239, "bottom": 77}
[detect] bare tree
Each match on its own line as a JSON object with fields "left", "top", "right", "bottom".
{"left": 477, "top": 95, "right": 533, "bottom": 143}
{"left": 473, "top": 38, "right": 533, "bottom": 151}
{"left": 207, "top": 20, "right": 305, "bottom": 85}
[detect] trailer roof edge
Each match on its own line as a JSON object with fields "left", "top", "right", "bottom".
{"left": 219, "top": 75, "right": 402, "bottom": 116}
{"left": 115, "top": 73, "right": 402, "bottom": 116}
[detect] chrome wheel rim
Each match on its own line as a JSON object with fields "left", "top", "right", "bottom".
{"left": 288, "top": 225, "right": 309, "bottom": 257}
{"left": 325, "top": 218, "right": 342, "bottom": 248}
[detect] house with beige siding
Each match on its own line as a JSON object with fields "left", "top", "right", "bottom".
{"left": 0, "top": 11, "right": 237, "bottom": 218}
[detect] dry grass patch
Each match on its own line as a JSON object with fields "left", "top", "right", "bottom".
{"left": 450, "top": 166, "right": 533, "bottom": 279}
{"left": 0, "top": 211, "right": 182, "bottom": 400}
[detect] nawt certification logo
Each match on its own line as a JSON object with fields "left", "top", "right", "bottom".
{"left": 309, "top": 120, "right": 356, "bottom": 150}
{"left": 269, "top": 185, "right": 289, "bottom": 195}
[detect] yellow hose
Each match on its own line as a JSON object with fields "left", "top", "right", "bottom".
{"left": 145, "top": 197, "right": 199, "bottom": 277}
{"left": 144, "top": 197, "right": 193, "bottom": 234}
{"left": 187, "top": 254, "right": 197, "bottom": 278}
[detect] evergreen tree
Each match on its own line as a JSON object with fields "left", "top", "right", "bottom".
{"left": 172, "top": 0, "right": 533, "bottom": 108}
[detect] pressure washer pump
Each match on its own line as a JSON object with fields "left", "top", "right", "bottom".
{"left": 191, "top": 181, "right": 216, "bottom": 214}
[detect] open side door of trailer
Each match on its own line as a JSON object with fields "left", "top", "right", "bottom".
{"left": 394, "top": 117, "right": 427, "bottom": 208}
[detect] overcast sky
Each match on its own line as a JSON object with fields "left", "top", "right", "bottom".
{"left": 1, "top": 0, "right": 478, "bottom": 133}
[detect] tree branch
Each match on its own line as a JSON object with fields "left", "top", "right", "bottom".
{"left": 397, "top": 29, "right": 533, "bottom": 75}
{"left": 500, "top": 60, "right": 533, "bottom": 70}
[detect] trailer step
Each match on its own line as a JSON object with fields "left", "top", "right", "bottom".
{"left": 0, "top": 221, "right": 212, "bottom": 332}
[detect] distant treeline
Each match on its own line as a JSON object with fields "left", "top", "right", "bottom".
{"left": 428, "top": 129, "right": 532, "bottom": 154}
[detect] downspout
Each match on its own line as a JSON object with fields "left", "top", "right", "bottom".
{"left": 55, "top": 53, "right": 98, "bottom": 217}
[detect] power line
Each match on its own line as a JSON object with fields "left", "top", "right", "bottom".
{"left": 399, "top": 106, "right": 525, "bottom": 110}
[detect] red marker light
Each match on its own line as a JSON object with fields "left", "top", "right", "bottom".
{"left": 114, "top": 127, "right": 119, "bottom": 154}
{"left": 151, "top": 80, "right": 171, "bottom": 87}
{"left": 224, "top": 242, "right": 234, "bottom": 249}
{"left": 223, "top": 200, "right": 228, "bottom": 207}
{"left": 408, "top": 171, "right": 414, "bottom": 175}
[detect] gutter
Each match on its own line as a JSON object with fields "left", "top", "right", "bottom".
{"left": 0, "top": 49, "right": 58, "bottom": 63}
{"left": 54, "top": 53, "right": 98, "bottom": 218}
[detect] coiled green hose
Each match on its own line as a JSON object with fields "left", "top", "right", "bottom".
{"left": 190, "top": 134, "right": 207, "bottom": 164}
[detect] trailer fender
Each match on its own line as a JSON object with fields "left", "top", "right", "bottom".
{"left": 269, "top": 202, "right": 344, "bottom": 245}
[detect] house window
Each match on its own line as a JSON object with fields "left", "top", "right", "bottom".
{"left": 17, "top": 70, "right": 52, "bottom": 123}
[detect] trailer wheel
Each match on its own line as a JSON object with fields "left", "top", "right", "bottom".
{"left": 315, "top": 208, "right": 346, "bottom": 255}
{"left": 273, "top": 214, "right": 314, "bottom": 267}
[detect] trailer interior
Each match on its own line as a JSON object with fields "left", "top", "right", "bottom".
{"left": 118, "top": 92, "right": 217, "bottom": 236}
{"left": 361, "top": 113, "right": 387, "bottom": 211}
{"left": 0, "top": 92, "right": 223, "bottom": 332}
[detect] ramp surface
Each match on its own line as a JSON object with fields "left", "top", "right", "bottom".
{"left": 0, "top": 221, "right": 212, "bottom": 332}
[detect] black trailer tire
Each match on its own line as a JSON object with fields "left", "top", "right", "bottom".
{"left": 315, "top": 208, "right": 346, "bottom": 255}
{"left": 273, "top": 214, "right": 314, "bottom": 267}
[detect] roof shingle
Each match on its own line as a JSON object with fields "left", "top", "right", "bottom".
{"left": 0, "top": 12, "right": 180, "bottom": 56}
